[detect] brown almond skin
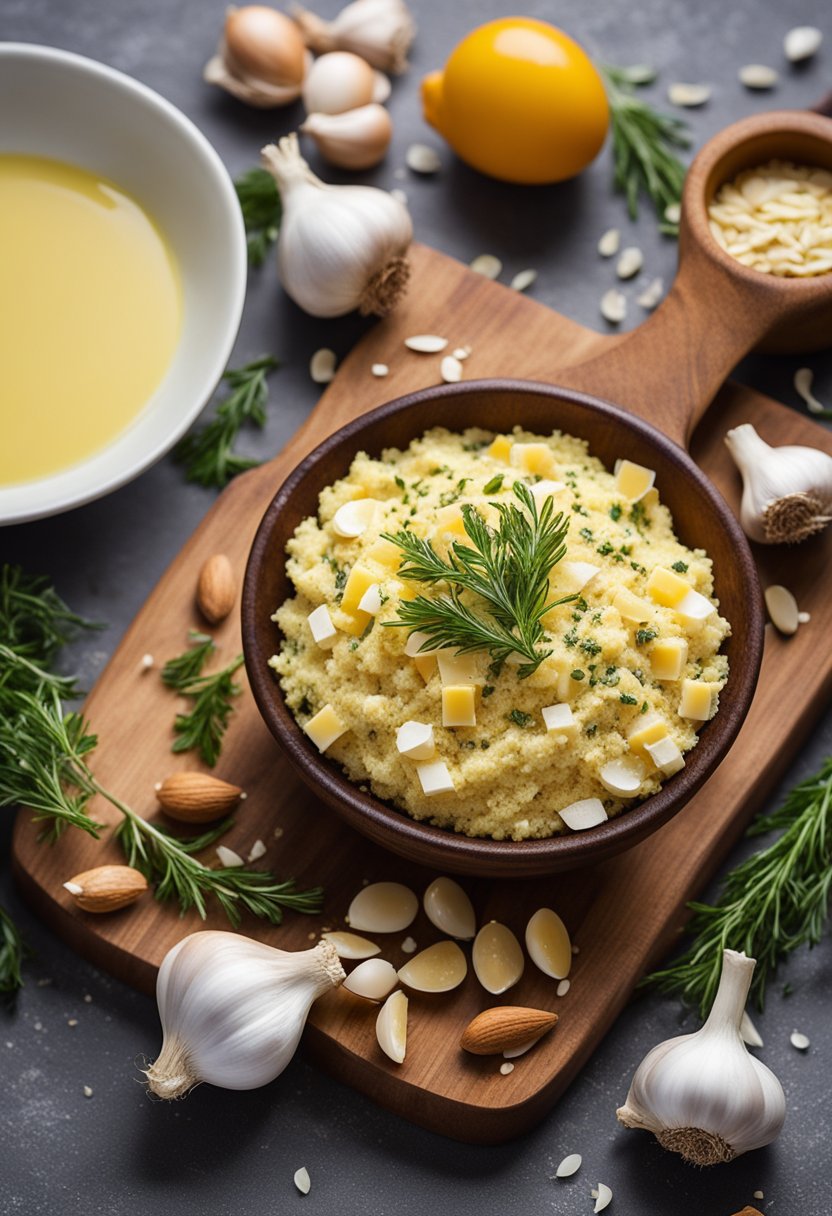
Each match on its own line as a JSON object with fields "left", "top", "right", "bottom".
{"left": 197, "top": 553, "right": 236, "bottom": 624}
{"left": 156, "top": 771, "right": 243, "bottom": 823}
{"left": 65, "top": 865, "right": 148, "bottom": 913}
{"left": 460, "top": 1006, "right": 558, "bottom": 1056}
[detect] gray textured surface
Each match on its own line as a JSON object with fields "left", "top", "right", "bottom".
{"left": 2, "top": 1, "right": 832, "bottom": 1212}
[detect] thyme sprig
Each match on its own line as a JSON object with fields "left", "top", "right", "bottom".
{"left": 601, "top": 63, "right": 691, "bottom": 232}
{"left": 162, "top": 633, "right": 245, "bottom": 766}
{"left": 174, "top": 356, "right": 279, "bottom": 489}
{"left": 383, "top": 482, "right": 574, "bottom": 677}
{"left": 646, "top": 756, "right": 832, "bottom": 1018}
{"left": 234, "top": 167, "right": 282, "bottom": 268}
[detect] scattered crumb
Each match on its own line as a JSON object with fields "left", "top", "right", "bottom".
{"left": 35, "top": 977, "right": 52, "bottom": 988}
{"left": 33, "top": 1022, "right": 43, "bottom": 1032}
{"left": 140, "top": 653, "right": 154, "bottom": 672}
{"left": 273, "top": 826, "right": 284, "bottom": 839}
{"left": 393, "top": 167, "right": 406, "bottom": 181}
{"left": 246, "top": 838, "right": 267, "bottom": 863}
{"left": 83, "top": 994, "right": 92, "bottom": 1004}
{"left": 401, "top": 936, "right": 417, "bottom": 953}
{"left": 556, "top": 979, "right": 570, "bottom": 997}
{"left": 83, "top": 1085, "right": 93, "bottom": 1098}
{"left": 499, "top": 1062, "right": 514, "bottom": 1075}
{"left": 753, "top": 1191, "right": 764, "bottom": 1200}
{"left": 798, "top": 611, "right": 811, "bottom": 624}
{"left": 371, "top": 363, "right": 389, "bottom": 377}
{"left": 307, "top": 931, "right": 317, "bottom": 940}
{"left": 572, "top": 945, "right": 580, "bottom": 954}
{"left": 67, "top": 1019, "right": 78, "bottom": 1028}
{"left": 790, "top": 1029, "right": 810, "bottom": 1050}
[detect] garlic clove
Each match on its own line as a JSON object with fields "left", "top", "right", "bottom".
{"left": 724, "top": 422, "right": 832, "bottom": 545}
{"left": 261, "top": 134, "right": 412, "bottom": 319}
{"left": 616, "top": 246, "right": 644, "bottom": 279}
{"left": 599, "top": 755, "right": 646, "bottom": 798}
{"left": 559, "top": 798, "right": 608, "bottom": 831}
{"left": 397, "top": 940, "right": 467, "bottom": 993}
{"left": 423, "top": 876, "right": 476, "bottom": 939}
{"left": 738, "top": 64, "right": 779, "bottom": 90}
{"left": 347, "top": 881, "right": 418, "bottom": 932}
{"left": 405, "top": 143, "right": 442, "bottom": 174}
{"left": 598, "top": 228, "right": 621, "bottom": 257}
{"left": 440, "top": 355, "right": 463, "bottom": 384}
{"left": 332, "top": 497, "right": 377, "bottom": 537}
{"left": 310, "top": 347, "right": 337, "bottom": 383}
{"left": 203, "top": 53, "right": 308, "bottom": 108}
{"left": 292, "top": 0, "right": 416, "bottom": 75}
{"left": 525, "top": 908, "right": 572, "bottom": 980}
{"left": 396, "top": 720, "right": 436, "bottom": 760}
{"left": 556, "top": 1153, "right": 582, "bottom": 1177}
{"left": 510, "top": 268, "right": 537, "bottom": 292}
{"left": 469, "top": 254, "right": 502, "bottom": 279}
{"left": 294, "top": 1167, "right": 311, "bottom": 1195}
{"left": 668, "top": 82, "right": 711, "bottom": 107}
{"left": 784, "top": 25, "right": 822, "bottom": 62}
{"left": 145, "top": 933, "right": 345, "bottom": 1097}
{"left": 594, "top": 1183, "right": 613, "bottom": 1213}
{"left": 223, "top": 6, "right": 308, "bottom": 88}
{"left": 472, "top": 922, "right": 524, "bottom": 995}
{"left": 301, "top": 103, "right": 393, "bottom": 171}
{"left": 342, "top": 957, "right": 398, "bottom": 1000}
{"left": 322, "top": 931, "right": 381, "bottom": 959}
{"left": 764, "top": 584, "right": 799, "bottom": 635}
{"left": 302, "top": 50, "right": 378, "bottom": 114}
{"left": 794, "top": 367, "right": 826, "bottom": 414}
{"left": 404, "top": 334, "right": 448, "bottom": 353}
{"left": 376, "top": 989, "right": 408, "bottom": 1062}
{"left": 372, "top": 71, "right": 391, "bottom": 103}
{"left": 600, "top": 288, "right": 627, "bottom": 324}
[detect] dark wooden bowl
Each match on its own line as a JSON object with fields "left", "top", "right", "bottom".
{"left": 243, "top": 380, "right": 764, "bottom": 877}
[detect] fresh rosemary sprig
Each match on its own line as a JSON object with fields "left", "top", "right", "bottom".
{"left": 234, "top": 166, "right": 282, "bottom": 268}
{"left": 601, "top": 63, "right": 691, "bottom": 232}
{"left": 174, "top": 356, "right": 279, "bottom": 489}
{"left": 0, "top": 905, "right": 26, "bottom": 995}
{"left": 383, "top": 482, "right": 575, "bottom": 678}
{"left": 0, "top": 564, "right": 100, "bottom": 667}
{"left": 646, "top": 756, "right": 832, "bottom": 1018}
{"left": 163, "top": 634, "right": 245, "bottom": 766}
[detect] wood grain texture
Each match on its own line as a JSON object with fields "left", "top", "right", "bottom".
{"left": 12, "top": 243, "right": 832, "bottom": 1143}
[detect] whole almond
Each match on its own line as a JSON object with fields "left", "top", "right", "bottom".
{"left": 156, "top": 771, "right": 244, "bottom": 823}
{"left": 197, "top": 554, "right": 236, "bottom": 624}
{"left": 63, "top": 865, "right": 148, "bottom": 913}
{"left": 460, "top": 1006, "right": 558, "bottom": 1056}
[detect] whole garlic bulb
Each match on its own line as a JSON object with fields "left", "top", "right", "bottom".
{"left": 204, "top": 5, "right": 311, "bottom": 108}
{"left": 725, "top": 422, "right": 832, "bottom": 544}
{"left": 302, "top": 50, "right": 390, "bottom": 115}
{"left": 301, "top": 103, "right": 392, "bottom": 170}
{"left": 293, "top": 0, "right": 416, "bottom": 75}
{"left": 617, "top": 950, "right": 786, "bottom": 1165}
{"left": 261, "top": 133, "right": 412, "bottom": 317}
{"left": 145, "top": 931, "right": 344, "bottom": 1098}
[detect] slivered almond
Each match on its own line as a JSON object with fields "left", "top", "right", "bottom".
{"left": 63, "top": 865, "right": 147, "bottom": 913}
{"left": 460, "top": 1006, "right": 557, "bottom": 1055}
{"left": 196, "top": 554, "right": 236, "bottom": 624}
{"left": 156, "top": 771, "right": 245, "bottom": 823}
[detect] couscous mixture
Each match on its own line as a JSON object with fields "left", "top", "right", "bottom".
{"left": 270, "top": 426, "right": 730, "bottom": 839}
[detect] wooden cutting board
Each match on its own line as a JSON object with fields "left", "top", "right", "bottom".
{"left": 12, "top": 243, "right": 832, "bottom": 1144}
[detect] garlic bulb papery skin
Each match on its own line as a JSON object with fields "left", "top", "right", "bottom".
{"left": 261, "top": 134, "right": 412, "bottom": 318}
{"left": 302, "top": 50, "right": 388, "bottom": 116}
{"left": 145, "top": 931, "right": 345, "bottom": 1099}
{"left": 301, "top": 104, "right": 392, "bottom": 170}
{"left": 293, "top": 0, "right": 415, "bottom": 74}
{"left": 204, "top": 7, "right": 312, "bottom": 109}
{"left": 617, "top": 950, "right": 786, "bottom": 1166}
{"left": 724, "top": 423, "right": 832, "bottom": 544}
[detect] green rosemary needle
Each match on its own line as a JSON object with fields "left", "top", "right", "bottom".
{"left": 234, "top": 166, "right": 282, "bottom": 268}
{"left": 163, "top": 634, "right": 245, "bottom": 766}
{"left": 0, "top": 905, "right": 26, "bottom": 995}
{"left": 174, "top": 356, "right": 279, "bottom": 489}
{"left": 383, "top": 481, "right": 575, "bottom": 677}
{"left": 646, "top": 756, "right": 832, "bottom": 1018}
{"left": 161, "top": 631, "right": 216, "bottom": 689}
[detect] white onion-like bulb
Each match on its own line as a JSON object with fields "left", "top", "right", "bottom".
{"left": 145, "top": 931, "right": 344, "bottom": 1098}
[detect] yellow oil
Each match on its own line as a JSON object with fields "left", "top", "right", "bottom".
{"left": 0, "top": 154, "right": 181, "bottom": 486}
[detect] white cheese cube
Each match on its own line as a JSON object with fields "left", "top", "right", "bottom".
{"left": 416, "top": 759, "right": 455, "bottom": 796}
{"left": 437, "top": 649, "right": 482, "bottom": 685}
{"left": 674, "top": 588, "right": 716, "bottom": 623}
{"left": 559, "top": 798, "right": 608, "bottom": 830}
{"left": 649, "top": 637, "right": 688, "bottom": 681}
{"left": 541, "top": 704, "right": 576, "bottom": 735}
{"left": 357, "top": 583, "right": 383, "bottom": 615}
{"left": 679, "top": 679, "right": 718, "bottom": 721}
{"left": 304, "top": 704, "right": 348, "bottom": 753}
{"left": 396, "top": 720, "right": 436, "bottom": 760}
{"left": 442, "top": 685, "right": 477, "bottom": 727}
{"left": 599, "top": 755, "right": 646, "bottom": 797}
{"left": 529, "top": 479, "right": 567, "bottom": 505}
{"left": 645, "top": 735, "right": 685, "bottom": 776}
{"left": 307, "top": 604, "right": 337, "bottom": 649}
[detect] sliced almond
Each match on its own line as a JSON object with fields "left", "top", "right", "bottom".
{"left": 196, "top": 553, "right": 236, "bottom": 624}
{"left": 310, "top": 347, "right": 337, "bottom": 384}
{"left": 322, "top": 931, "right": 381, "bottom": 960}
{"left": 472, "top": 922, "right": 524, "bottom": 994}
{"left": 469, "top": 253, "right": 502, "bottom": 279}
{"left": 397, "top": 940, "right": 467, "bottom": 993}
{"left": 155, "top": 772, "right": 244, "bottom": 823}
{"left": 510, "top": 268, "right": 537, "bottom": 291}
{"left": 405, "top": 143, "right": 441, "bottom": 174}
{"left": 440, "top": 355, "right": 464, "bottom": 383}
{"left": 600, "top": 289, "right": 627, "bottom": 324}
{"left": 764, "top": 584, "right": 799, "bottom": 635}
{"left": 347, "top": 881, "right": 418, "bottom": 933}
{"left": 597, "top": 228, "right": 620, "bottom": 257}
{"left": 63, "top": 865, "right": 147, "bottom": 914}
{"left": 423, "top": 876, "right": 476, "bottom": 939}
{"left": 460, "top": 1006, "right": 557, "bottom": 1055}
{"left": 668, "top": 82, "right": 711, "bottom": 107}
{"left": 404, "top": 334, "right": 448, "bottom": 353}
{"left": 376, "top": 990, "right": 408, "bottom": 1063}
{"left": 556, "top": 1153, "right": 582, "bottom": 1178}
{"left": 739, "top": 64, "right": 779, "bottom": 89}
{"left": 616, "top": 246, "right": 644, "bottom": 279}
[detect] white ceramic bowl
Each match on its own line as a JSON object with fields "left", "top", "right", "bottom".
{"left": 0, "top": 44, "right": 247, "bottom": 524}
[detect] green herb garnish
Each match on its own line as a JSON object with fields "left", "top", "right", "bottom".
{"left": 163, "top": 637, "right": 245, "bottom": 767}
{"left": 382, "top": 482, "right": 574, "bottom": 678}
{"left": 609, "top": 504, "right": 623, "bottom": 522}
{"left": 672, "top": 560, "right": 689, "bottom": 573}
{"left": 234, "top": 167, "right": 282, "bottom": 267}
{"left": 161, "top": 630, "right": 216, "bottom": 688}
{"left": 646, "top": 756, "right": 832, "bottom": 1017}
{"left": 0, "top": 906, "right": 26, "bottom": 995}
{"left": 635, "top": 627, "right": 658, "bottom": 645}
{"left": 600, "top": 64, "right": 690, "bottom": 232}
{"left": 507, "top": 709, "right": 534, "bottom": 729}
{"left": 174, "top": 356, "right": 279, "bottom": 489}
{"left": 483, "top": 475, "right": 504, "bottom": 494}
{"left": 620, "top": 693, "right": 639, "bottom": 705}
{"left": 570, "top": 669, "right": 586, "bottom": 681}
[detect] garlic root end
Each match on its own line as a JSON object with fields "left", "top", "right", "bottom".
{"left": 763, "top": 493, "right": 830, "bottom": 543}
{"left": 144, "top": 1037, "right": 200, "bottom": 1100}
{"left": 655, "top": 1125, "right": 736, "bottom": 1166}
{"left": 359, "top": 255, "right": 411, "bottom": 316}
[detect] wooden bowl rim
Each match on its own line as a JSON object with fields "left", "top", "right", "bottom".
{"left": 243, "top": 379, "right": 764, "bottom": 874}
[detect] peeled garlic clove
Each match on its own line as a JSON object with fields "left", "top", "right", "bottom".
{"left": 556, "top": 1153, "right": 582, "bottom": 1177}
{"left": 404, "top": 334, "right": 448, "bottom": 353}
{"left": 525, "top": 908, "right": 572, "bottom": 980}
{"left": 310, "top": 347, "right": 337, "bottom": 383}
{"left": 302, "top": 50, "right": 377, "bottom": 114}
{"left": 600, "top": 289, "right": 627, "bottom": 324}
{"left": 599, "top": 755, "right": 646, "bottom": 798}
{"left": 594, "top": 1183, "right": 613, "bottom": 1213}
{"left": 224, "top": 6, "right": 308, "bottom": 88}
{"left": 343, "top": 957, "right": 398, "bottom": 1000}
{"left": 598, "top": 228, "right": 620, "bottom": 257}
{"left": 301, "top": 103, "right": 393, "bottom": 171}
{"left": 738, "top": 64, "right": 779, "bottom": 90}
{"left": 667, "top": 82, "right": 711, "bottom": 107}
{"left": 376, "top": 990, "right": 408, "bottom": 1063}
{"left": 616, "top": 246, "right": 644, "bottom": 279}
{"left": 347, "top": 881, "right": 418, "bottom": 932}
{"left": 469, "top": 253, "right": 502, "bottom": 279}
{"left": 397, "top": 941, "right": 467, "bottom": 993}
{"left": 292, "top": 0, "right": 415, "bottom": 75}
{"left": 396, "top": 720, "right": 436, "bottom": 760}
{"left": 510, "top": 268, "right": 537, "bottom": 292}
{"left": 423, "top": 877, "right": 476, "bottom": 940}
{"left": 764, "top": 584, "right": 799, "bottom": 635}
{"left": 784, "top": 25, "right": 822, "bottom": 62}
{"left": 472, "top": 922, "right": 524, "bottom": 995}
{"left": 560, "top": 798, "right": 608, "bottom": 831}
{"left": 440, "top": 355, "right": 463, "bottom": 383}
{"left": 332, "top": 497, "right": 377, "bottom": 537}
{"left": 405, "top": 143, "right": 441, "bottom": 174}
{"left": 322, "top": 931, "right": 381, "bottom": 959}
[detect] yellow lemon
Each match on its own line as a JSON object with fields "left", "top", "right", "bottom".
{"left": 421, "top": 17, "right": 609, "bottom": 185}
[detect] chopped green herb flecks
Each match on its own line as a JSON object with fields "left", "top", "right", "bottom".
{"left": 620, "top": 693, "right": 639, "bottom": 704}
{"left": 672, "top": 560, "right": 689, "bottom": 573}
{"left": 507, "top": 709, "right": 534, "bottom": 728}
{"left": 635, "top": 627, "right": 658, "bottom": 645}
{"left": 570, "top": 669, "right": 586, "bottom": 681}
{"left": 483, "top": 475, "right": 504, "bottom": 494}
